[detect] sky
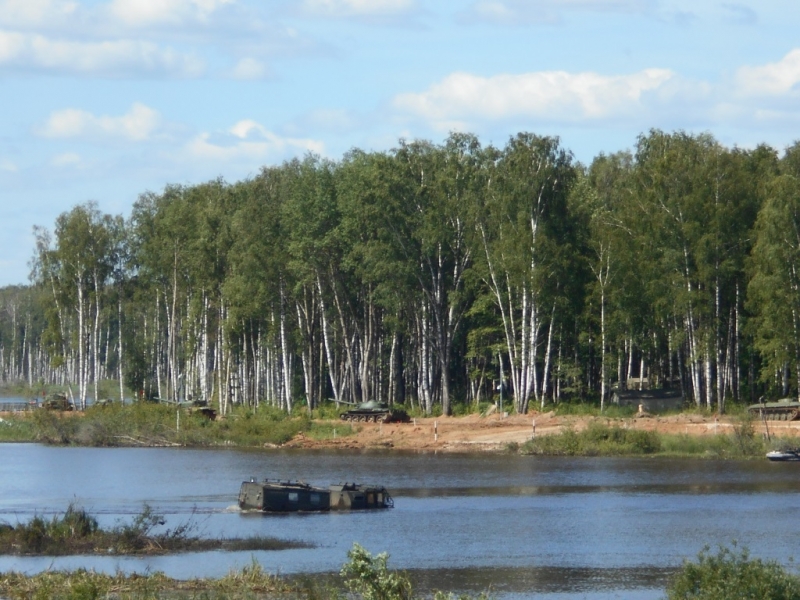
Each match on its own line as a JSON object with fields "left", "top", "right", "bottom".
{"left": 2, "top": 0, "right": 800, "bottom": 286}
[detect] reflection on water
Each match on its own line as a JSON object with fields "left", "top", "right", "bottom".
{"left": 0, "top": 444, "right": 798, "bottom": 599}
{"left": 395, "top": 479, "right": 800, "bottom": 497}
{"left": 408, "top": 565, "right": 676, "bottom": 597}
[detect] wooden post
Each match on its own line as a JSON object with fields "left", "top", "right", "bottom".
{"left": 434, "top": 420, "right": 438, "bottom": 442}
{"left": 532, "top": 419, "right": 536, "bottom": 439}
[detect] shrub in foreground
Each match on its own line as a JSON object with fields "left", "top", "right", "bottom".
{"left": 666, "top": 544, "right": 800, "bottom": 600}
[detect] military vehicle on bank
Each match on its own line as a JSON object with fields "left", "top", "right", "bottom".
{"left": 339, "top": 400, "right": 410, "bottom": 423}
{"left": 238, "top": 478, "right": 394, "bottom": 512}
{"left": 41, "top": 393, "right": 73, "bottom": 411}
{"left": 748, "top": 398, "right": 800, "bottom": 421}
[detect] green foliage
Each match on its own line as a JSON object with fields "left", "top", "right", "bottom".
{"left": 339, "top": 543, "right": 489, "bottom": 600}
{"left": 8, "top": 130, "right": 800, "bottom": 420}
{"left": 0, "top": 503, "right": 98, "bottom": 555}
{"left": 341, "top": 543, "right": 413, "bottom": 600}
{"left": 666, "top": 544, "right": 800, "bottom": 600}
{"left": 521, "top": 422, "right": 661, "bottom": 456}
{"left": 0, "top": 416, "right": 36, "bottom": 441}
{"left": 521, "top": 419, "right": 769, "bottom": 458}
{"left": 0, "top": 504, "right": 302, "bottom": 558}
{"left": 306, "top": 421, "right": 354, "bottom": 440}
{"left": 0, "top": 564, "right": 293, "bottom": 599}
{"left": 551, "top": 401, "right": 637, "bottom": 418}
{"left": 17, "top": 402, "right": 314, "bottom": 447}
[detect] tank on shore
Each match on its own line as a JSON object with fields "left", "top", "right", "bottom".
{"left": 748, "top": 398, "right": 800, "bottom": 421}
{"left": 339, "top": 400, "right": 409, "bottom": 423}
{"left": 238, "top": 479, "right": 393, "bottom": 512}
{"left": 41, "top": 393, "right": 73, "bottom": 411}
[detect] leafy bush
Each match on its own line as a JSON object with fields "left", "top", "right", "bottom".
{"left": 666, "top": 544, "right": 800, "bottom": 600}
{"left": 340, "top": 543, "right": 489, "bottom": 600}
{"left": 341, "top": 543, "right": 413, "bottom": 600}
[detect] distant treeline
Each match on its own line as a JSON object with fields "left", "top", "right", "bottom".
{"left": 2, "top": 129, "right": 799, "bottom": 415}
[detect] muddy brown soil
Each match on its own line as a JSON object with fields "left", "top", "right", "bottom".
{"left": 284, "top": 410, "right": 800, "bottom": 453}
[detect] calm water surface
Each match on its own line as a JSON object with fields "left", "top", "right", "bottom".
{"left": 0, "top": 442, "right": 798, "bottom": 599}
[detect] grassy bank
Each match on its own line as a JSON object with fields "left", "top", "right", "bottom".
{"left": 1, "top": 540, "right": 795, "bottom": 600}
{"left": 0, "top": 561, "right": 294, "bottom": 600}
{"left": 0, "top": 541, "right": 486, "bottom": 600}
{"left": 518, "top": 420, "right": 771, "bottom": 458}
{"left": 0, "top": 505, "right": 306, "bottom": 556}
{"left": 0, "top": 402, "right": 354, "bottom": 447}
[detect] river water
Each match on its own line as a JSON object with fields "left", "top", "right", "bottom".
{"left": 0, "top": 442, "right": 798, "bottom": 599}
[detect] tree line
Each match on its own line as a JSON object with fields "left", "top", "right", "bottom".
{"left": 2, "top": 129, "right": 800, "bottom": 415}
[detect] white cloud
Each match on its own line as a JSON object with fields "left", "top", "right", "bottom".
{"left": 38, "top": 103, "right": 162, "bottom": 141}
{"left": 0, "top": 0, "right": 79, "bottom": 28}
{"left": 230, "top": 57, "right": 267, "bottom": 80}
{"left": 736, "top": 49, "right": 800, "bottom": 97}
{"left": 393, "top": 68, "right": 676, "bottom": 127}
{"left": 0, "top": 30, "right": 204, "bottom": 76}
{"left": 299, "top": 0, "right": 416, "bottom": 18}
{"left": 187, "top": 121, "right": 324, "bottom": 162}
{"left": 108, "top": 0, "right": 235, "bottom": 26}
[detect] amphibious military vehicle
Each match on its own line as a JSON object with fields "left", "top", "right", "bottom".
{"left": 238, "top": 478, "right": 393, "bottom": 512}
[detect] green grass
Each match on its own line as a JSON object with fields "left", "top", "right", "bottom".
{"left": 520, "top": 422, "right": 662, "bottom": 456}
{"left": 0, "top": 504, "right": 307, "bottom": 557}
{"left": 0, "top": 416, "right": 36, "bottom": 442}
{"left": 0, "top": 561, "right": 294, "bottom": 600}
{"left": 0, "top": 539, "right": 487, "bottom": 600}
{"left": 0, "top": 402, "right": 316, "bottom": 448}
{"left": 306, "top": 421, "right": 355, "bottom": 441}
{"left": 520, "top": 419, "right": 769, "bottom": 458}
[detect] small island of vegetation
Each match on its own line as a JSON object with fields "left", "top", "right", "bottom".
{"left": 0, "top": 504, "right": 307, "bottom": 557}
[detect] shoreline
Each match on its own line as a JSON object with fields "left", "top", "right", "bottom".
{"left": 2, "top": 405, "right": 793, "bottom": 455}
{"left": 282, "top": 410, "right": 794, "bottom": 454}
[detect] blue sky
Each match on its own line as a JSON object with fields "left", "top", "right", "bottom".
{"left": 2, "top": 0, "right": 800, "bottom": 286}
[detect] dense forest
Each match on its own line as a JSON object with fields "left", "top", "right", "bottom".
{"left": 2, "top": 129, "right": 800, "bottom": 416}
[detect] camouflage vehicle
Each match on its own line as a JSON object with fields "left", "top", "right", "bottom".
{"left": 238, "top": 480, "right": 329, "bottom": 512}
{"left": 238, "top": 478, "right": 393, "bottom": 512}
{"left": 339, "top": 400, "right": 409, "bottom": 423}
{"left": 329, "top": 483, "right": 394, "bottom": 510}
{"left": 41, "top": 393, "right": 73, "bottom": 411}
{"left": 748, "top": 398, "right": 800, "bottom": 421}
{"left": 158, "top": 397, "right": 217, "bottom": 419}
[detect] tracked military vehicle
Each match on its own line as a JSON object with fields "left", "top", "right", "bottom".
{"left": 748, "top": 398, "right": 800, "bottom": 421}
{"left": 41, "top": 393, "right": 73, "bottom": 411}
{"left": 339, "top": 400, "right": 409, "bottom": 423}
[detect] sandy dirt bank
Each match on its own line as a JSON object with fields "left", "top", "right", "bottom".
{"left": 283, "top": 410, "right": 799, "bottom": 453}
